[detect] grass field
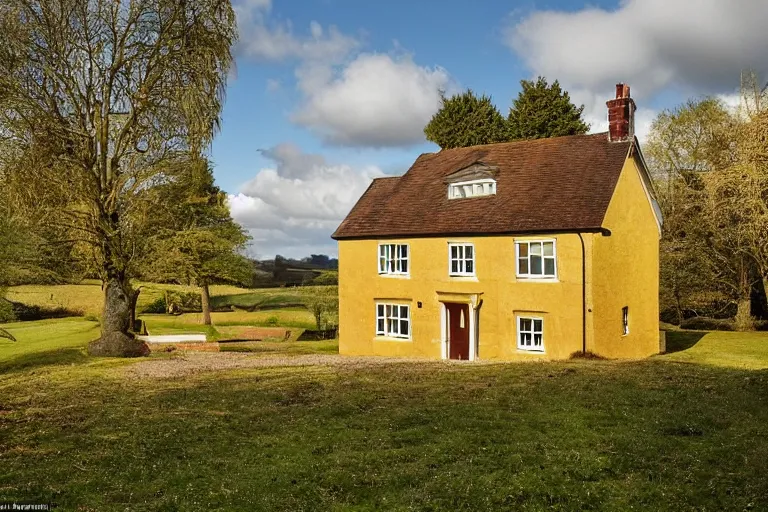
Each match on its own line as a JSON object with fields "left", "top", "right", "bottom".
{"left": 662, "top": 330, "right": 768, "bottom": 369}
{"left": 4, "top": 282, "right": 321, "bottom": 339}
{"left": 5, "top": 281, "right": 251, "bottom": 318}
{"left": 141, "top": 309, "right": 315, "bottom": 335}
{"left": 0, "top": 320, "right": 767, "bottom": 510}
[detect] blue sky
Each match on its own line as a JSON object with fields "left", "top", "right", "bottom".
{"left": 214, "top": 0, "right": 768, "bottom": 259}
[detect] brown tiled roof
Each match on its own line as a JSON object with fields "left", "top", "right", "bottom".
{"left": 332, "top": 133, "right": 633, "bottom": 240}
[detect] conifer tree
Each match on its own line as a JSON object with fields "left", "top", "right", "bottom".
{"left": 424, "top": 90, "right": 507, "bottom": 149}
{"left": 507, "top": 77, "right": 589, "bottom": 140}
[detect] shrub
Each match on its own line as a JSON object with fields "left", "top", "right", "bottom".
{"left": 141, "top": 296, "right": 168, "bottom": 314}
{"left": 6, "top": 301, "right": 83, "bottom": 321}
{"left": 569, "top": 351, "right": 607, "bottom": 360}
{"left": 266, "top": 315, "right": 280, "bottom": 326}
{"left": 311, "top": 272, "right": 338, "bottom": 286}
{"left": 679, "top": 317, "right": 734, "bottom": 331}
{"left": 0, "top": 296, "right": 15, "bottom": 323}
{"left": 141, "top": 291, "right": 202, "bottom": 315}
{"left": 166, "top": 290, "right": 202, "bottom": 314}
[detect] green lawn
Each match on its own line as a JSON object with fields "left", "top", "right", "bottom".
{"left": 661, "top": 330, "right": 768, "bottom": 369}
{"left": 0, "top": 318, "right": 99, "bottom": 372}
{"left": 5, "top": 281, "right": 251, "bottom": 318}
{"left": 140, "top": 308, "right": 316, "bottom": 336}
{"left": 1, "top": 322, "right": 767, "bottom": 510}
{"left": 6, "top": 283, "right": 322, "bottom": 336}
{"left": 210, "top": 289, "right": 306, "bottom": 310}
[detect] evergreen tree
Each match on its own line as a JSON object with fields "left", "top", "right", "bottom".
{"left": 138, "top": 156, "right": 251, "bottom": 326}
{"left": 424, "top": 90, "right": 507, "bottom": 149}
{"left": 507, "top": 77, "right": 589, "bottom": 140}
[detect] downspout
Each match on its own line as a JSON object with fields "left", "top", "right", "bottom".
{"left": 578, "top": 233, "right": 587, "bottom": 354}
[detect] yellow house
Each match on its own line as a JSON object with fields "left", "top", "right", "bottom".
{"left": 332, "top": 84, "right": 663, "bottom": 361}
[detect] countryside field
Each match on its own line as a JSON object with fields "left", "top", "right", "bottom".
{"left": 1, "top": 285, "right": 768, "bottom": 510}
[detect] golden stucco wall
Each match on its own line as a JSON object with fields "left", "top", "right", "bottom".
{"left": 590, "top": 156, "right": 661, "bottom": 358}
{"left": 338, "top": 234, "right": 593, "bottom": 361}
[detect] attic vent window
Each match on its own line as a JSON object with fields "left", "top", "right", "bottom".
{"left": 448, "top": 179, "right": 496, "bottom": 199}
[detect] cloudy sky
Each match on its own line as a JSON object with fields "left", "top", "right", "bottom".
{"left": 215, "top": 0, "right": 768, "bottom": 259}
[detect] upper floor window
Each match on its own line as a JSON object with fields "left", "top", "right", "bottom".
{"left": 448, "top": 179, "right": 496, "bottom": 199}
{"left": 516, "top": 240, "right": 556, "bottom": 279}
{"left": 449, "top": 242, "right": 475, "bottom": 276}
{"left": 379, "top": 243, "right": 409, "bottom": 275}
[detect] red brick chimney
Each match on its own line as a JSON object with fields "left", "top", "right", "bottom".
{"left": 606, "top": 83, "right": 635, "bottom": 142}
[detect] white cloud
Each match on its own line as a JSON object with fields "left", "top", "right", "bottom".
{"left": 234, "top": 0, "right": 358, "bottom": 63}
{"left": 505, "top": 0, "right": 768, "bottom": 99}
{"left": 228, "top": 143, "right": 384, "bottom": 258}
{"left": 504, "top": 0, "right": 768, "bottom": 143}
{"left": 564, "top": 87, "right": 657, "bottom": 143}
{"left": 292, "top": 53, "right": 452, "bottom": 147}
{"left": 233, "top": 0, "right": 453, "bottom": 148}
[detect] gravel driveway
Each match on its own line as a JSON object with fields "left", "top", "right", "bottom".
{"left": 124, "top": 352, "right": 479, "bottom": 379}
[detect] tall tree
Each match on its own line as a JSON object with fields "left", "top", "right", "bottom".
{"left": 0, "top": 0, "right": 236, "bottom": 356}
{"left": 645, "top": 98, "right": 735, "bottom": 323}
{"left": 0, "top": 197, "right": 21, "bottom": 339}
{"left": 703, "top": 106, "right": 768, "bottom": 329}
{"left": 139, "top": 157, "right": 251, "bottom": 325}
{"left": 647, "top": 88, "right": 768, "bottom": 330}
{"left": 507, "top": 77, "right": 589, "bottom": 140}
{"left": 424, "top": 90, "right": 507, "bottom": 149}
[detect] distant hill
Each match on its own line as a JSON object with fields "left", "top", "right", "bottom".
{"left": 251, "top": 254, "right": 338, "bottom": 287}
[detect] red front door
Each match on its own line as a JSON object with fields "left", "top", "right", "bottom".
{"left": 446, "top": 303, "right": 470, "bottom": 360}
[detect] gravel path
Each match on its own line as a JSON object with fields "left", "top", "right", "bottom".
{"left": 124, "top": 352, "right": 481, "bottom": 379}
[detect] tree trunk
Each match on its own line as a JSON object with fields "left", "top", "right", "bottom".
{"left": 129, "top": 287, "right": 141, "bottom": 332}
{"left": 733, "top": 260, "right": 756, "bottom": 332}
{"left": 764, "top": 277, "right": 768, "bottom": 312}
{"left": 201, "top": 282, "right": 212, "bottom": 325}
{"left": 736, "top": 298, "right": 755, "bottom": 331}
{"left": 673, "top": 285, "right": 684, "bottom": 326}
{"left": 753, "top": 277, "right": 768, "bottom": 321}
{"left": 88, "top": 275, "right": 149, "bottom": 357}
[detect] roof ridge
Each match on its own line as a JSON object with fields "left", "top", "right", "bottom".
{"left": 436, "top": 132, "right": 611, "bottom": 153}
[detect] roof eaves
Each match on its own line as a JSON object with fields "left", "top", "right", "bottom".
{"left": 331, "top": 176, "right": 400, "bottom": 239}
{"left": 332, "top": 226, "right": 610, "bottom": 241}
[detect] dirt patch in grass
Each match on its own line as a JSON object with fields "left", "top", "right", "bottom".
{"left": 124, "top": 352, "right": 500, "bottom": 379}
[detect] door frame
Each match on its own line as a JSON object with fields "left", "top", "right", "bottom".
{"left": 438, "top": 293, "right": 481, "bottom": 361}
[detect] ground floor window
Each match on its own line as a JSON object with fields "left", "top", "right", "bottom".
{"left": 376, "top": 303, "right": 411, "bottom": 339}
{"left": 517, "top": 317, "right": 543, "bottom": 351}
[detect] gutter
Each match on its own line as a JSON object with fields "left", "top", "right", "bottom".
{"left": 332, "top": 227, "right": 609, "bottom": 242}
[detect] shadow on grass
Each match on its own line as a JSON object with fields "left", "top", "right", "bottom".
{"left": 210, "top": 292, "right": 305, "bottom": 311}
{"left": 665, "top": 331, "right": 708, "bottom": 353}
{"left": 0, "top": 347, "right": 88, "bottom": 374}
